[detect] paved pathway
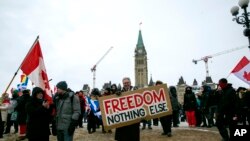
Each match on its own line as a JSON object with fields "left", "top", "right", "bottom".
{"left": 0, "top": 121, "right": 219, "bottom": 141}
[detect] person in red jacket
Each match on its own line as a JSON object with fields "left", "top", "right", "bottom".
{"left": 77, "top": 91, "right": 86, "bottom": 128}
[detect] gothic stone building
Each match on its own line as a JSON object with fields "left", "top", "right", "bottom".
{"left": 134, "top": 30, "right": 148, "bottom": 88}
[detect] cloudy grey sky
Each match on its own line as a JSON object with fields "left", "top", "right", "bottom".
{"left": 1, "top": 0, "right": 250, "bottom": 94}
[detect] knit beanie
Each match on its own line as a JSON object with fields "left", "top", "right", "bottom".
{"left": 56, "top": 81, "right": 68, "bottom": 91}
{"left": 12, "top": 90, "right": 19, "bottom": 99}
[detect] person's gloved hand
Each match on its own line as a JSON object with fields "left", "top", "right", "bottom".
{"left": 116, "top": 91, "right": 122, "bottom": 96}
{"left": 133, "top": 86, "right": 138, "bottom": 90}
{"left": 68, "top": 120, "right": 78, "bottom": 135}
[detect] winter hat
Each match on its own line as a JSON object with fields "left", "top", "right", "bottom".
{"left": 169, "top": 86, "right": 177, "bottom": 97}
{"left": 12, "top": 90, "right": 19, "bottom": 99}
{"left": 185, "top": 86, "right": 193, "bottom": 93}
{"left": 91, "top": 88, "right": 100, "bottom": 96}
{"left": 22, "top": 89, "right": 30, "bottom": 95}
{"left": 32, "top": 87, "right": 44, "bottom": 97}
{"left": 56, "top": 81, "right": 68, "bottom": 91}
{"left": 237, "top": 87, "right": 247, "bottom": 93}
{"left": 155, "top": 80, "right": 163, "bottom": 85}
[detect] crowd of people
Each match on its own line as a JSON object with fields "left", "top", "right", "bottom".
{"left": 0, "top": 77, "right": 249, "bottom": 141}
{"left": 183, "top": 78, "right": 250, "bottom": 141}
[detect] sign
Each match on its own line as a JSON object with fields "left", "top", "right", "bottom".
{"left": 99, "top": 84, "right": 172, "bottom": 130}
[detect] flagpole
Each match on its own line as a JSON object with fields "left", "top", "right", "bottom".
{"left": 4, "top": 36, "right": 39, "bottom": 94}
{"left": 226, "top": 73, "right": 231, "bottom": 79}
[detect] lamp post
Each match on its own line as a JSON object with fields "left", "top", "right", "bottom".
{"left": 231, "top": 0, "right": 250, "bottom": 48}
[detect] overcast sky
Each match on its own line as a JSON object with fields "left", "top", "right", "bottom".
{"left": 1, "top": 0, "right": 250, "bottom": 94}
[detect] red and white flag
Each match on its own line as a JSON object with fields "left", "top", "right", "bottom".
{"left": 20, "top": 39, "right": 52, "bottom": 102}
{"left": 231, "top": 56, "right": 250, "bottom": 85}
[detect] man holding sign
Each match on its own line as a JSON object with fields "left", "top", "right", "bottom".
{"left": 114, "top": 77, "right": 140, "bottom": 141}
{"left": 98, "top": 77, "right": 172, "bottom": 141}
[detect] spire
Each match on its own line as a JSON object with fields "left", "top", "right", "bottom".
{"left": 136, "top": 30, "right": 144, "bottom": 49}
{"left": 193, "top": 79, "right": 198, "bottom": 86}
{"left": 149, "top": 74, "right": 154, "bottom": 86}
{"left": 177, "top": 76, "right": 185, "bottom": 85}
{"left": 205, "top": 76, "right": 213, "bottom": 83}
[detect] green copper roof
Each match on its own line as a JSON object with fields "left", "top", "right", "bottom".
{"left": 136, "top": 30, "right": 144, "bottom": 49}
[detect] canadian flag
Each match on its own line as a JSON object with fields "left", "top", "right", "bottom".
{"left": 231, "top": 56, "right": 250, "bottom": 85}
{"left": 20, "top": 39, "right": 52, "bottom": 102}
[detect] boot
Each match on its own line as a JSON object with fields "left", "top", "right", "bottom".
{"left": 141, "top": 125, "right": 146, "bottom": 130}
{"left": 88, "top": 130, "right": 92, "bottom": 134}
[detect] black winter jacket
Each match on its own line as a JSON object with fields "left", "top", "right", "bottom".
{"left": 25, "top": 97, "right": 51, "bottom": 140}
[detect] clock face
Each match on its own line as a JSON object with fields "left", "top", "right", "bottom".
{"left": 138, "top": 49, "right": 143, "bottom": 53}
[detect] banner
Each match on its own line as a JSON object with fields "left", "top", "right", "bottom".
{"left": 231, "top": 56, "right": 250, "bottom": 85}
{"left": 20, "top": 40, "right": 52, "bottom": 102}
{"left": 17, "top": 74, "right": 29, "bottom": 91}
{"left": 99, "top": 84, "right": 172, "bottom": 130}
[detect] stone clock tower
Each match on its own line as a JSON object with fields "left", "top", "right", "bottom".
{"left": 134, "top": 30, "right": 148, "bottom": 88}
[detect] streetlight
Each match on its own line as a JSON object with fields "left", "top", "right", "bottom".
{"left": 231, "top": 0, "right": 250, "bottom": 48}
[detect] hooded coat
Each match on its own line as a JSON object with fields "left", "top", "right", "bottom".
{"left": 169, "top": 86, "right": 180, "bottom": 111}
{"left": 15, "top": 90, "right": 31, "bottom": 124}
{"left": 200, "top": 85, "right": 211, "bottom": 111}
{"left": 25, "top": 87, "right": 51, "bottom": 141}
{"left": 183, "top": 87, "right": 197, "bottom": 111}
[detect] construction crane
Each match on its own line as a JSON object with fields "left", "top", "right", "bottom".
{"left": 91, "top": 46, "right": 113, "bottom": 88}
{"left": 192, "top": 45, "right": 248, "bottom": 77}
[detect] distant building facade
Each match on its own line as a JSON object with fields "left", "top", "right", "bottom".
{"left": 176, "top": 76, "right": 187, "bottom": 105}
{"left": 202, "top": 76, "right": 216, "bottom": 89}
{"left": 176, "top": 76, "right": 216, "bottom": 105}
